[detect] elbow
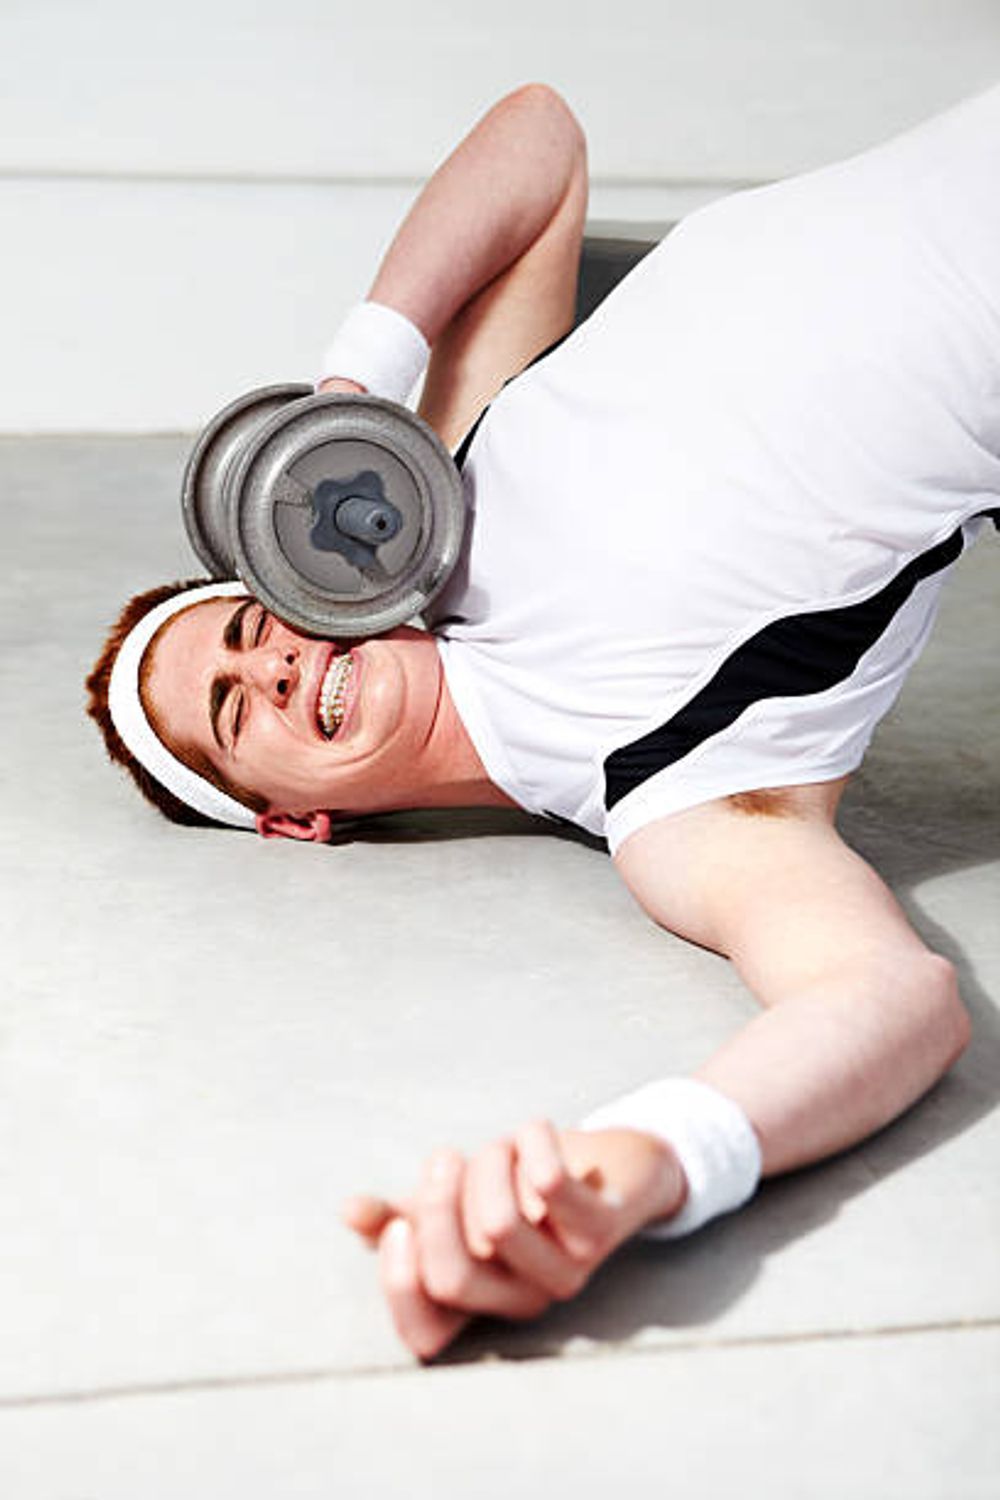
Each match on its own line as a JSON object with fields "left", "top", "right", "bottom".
{"left": 511, "top": 80, "right": 579, "bottom": 119}
{"left": 921, "top": 954, "right": 972, "bottom": 1074}
{"left": 506, "top": 82, "right": 587, "bottom": 156}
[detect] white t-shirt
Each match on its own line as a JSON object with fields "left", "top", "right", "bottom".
{"left": 428, "top": 86, "right": 1000, "bottom": 855}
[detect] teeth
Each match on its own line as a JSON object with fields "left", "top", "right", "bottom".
{"left": 318, "top": 653, "right": 354, "bottom": 738}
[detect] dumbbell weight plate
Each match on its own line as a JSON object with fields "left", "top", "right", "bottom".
{"left": 181, "top": 383, "right": 312, "bottom": 576}
{"left": 228, "top": 393, "right": 466, "bottom": 637}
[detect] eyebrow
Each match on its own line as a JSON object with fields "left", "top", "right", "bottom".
{"left": 209, "top": 599, "right": 254, "bottom": 751}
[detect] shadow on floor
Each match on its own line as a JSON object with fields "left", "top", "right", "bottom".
{"left": 433, "top": 748, "right": 1000, "bottom": 1365}
{"left": 7, "top": 436, "right": 995, "bottom": 1371}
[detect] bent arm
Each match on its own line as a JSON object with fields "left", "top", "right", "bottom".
{"left": 321, "top": 83, "right": 588, "bottom": 446}
{"left": 615, "top": 797, "right": 971, "bottom": 1180}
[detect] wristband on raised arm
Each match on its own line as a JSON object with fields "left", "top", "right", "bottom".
{"left": 317, "top": 301, "right": 430, "bottom": 404}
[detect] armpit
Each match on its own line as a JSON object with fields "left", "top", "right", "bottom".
{"left": 726, "top": 776, "right": 851, "bottom": 820}
{"left": 726, "top": 788, "right": 797, "bottom": 818}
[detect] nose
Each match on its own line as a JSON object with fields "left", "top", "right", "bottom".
{"left": 249, "top": 643, "right": 301, "bottom": 705}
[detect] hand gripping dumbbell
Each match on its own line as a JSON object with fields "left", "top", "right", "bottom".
{"left": 181, "top": 383, "right": 466, "bottom": 637}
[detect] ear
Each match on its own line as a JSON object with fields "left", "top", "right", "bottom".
{"left": 255, "top": 810, "right": 334, "bottom": 843}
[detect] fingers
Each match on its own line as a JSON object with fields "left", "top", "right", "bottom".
{"left": 372, "top": 1147, "right": 550, "bottom": 1363}
{"left": 513, "top": 1154, "right": 549, "bottom": 1225}
{"left": 514, "top": 1120, "right": 618, "bottom": 1263}
{"left": 410, "top": 1149, "right": 551, "bottom": 1322}
{"left": 341, "top": 1193, "right": 414, "bottom": 1245}
{"left": 352, "top": 1122, "right": 624, "bottom": 1362}
{"left": 378, "top": 1216, "right": 470, "bottom": 1362}
{"left": 341, "top": 1195, "right": 394, "bottom": 1242}
{"left": 461, "top": 1135, "right": 595, "bottom": 1301}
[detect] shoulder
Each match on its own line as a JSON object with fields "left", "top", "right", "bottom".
{"left": 612, "top": 776, "right": 852, "bottom": 956}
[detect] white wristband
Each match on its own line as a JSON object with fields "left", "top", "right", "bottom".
{"left": 578, "top": 1078, "right": 762, "bottom": 1239}
{"left": 317, "top": 301, "right": 430, "bottom": 405}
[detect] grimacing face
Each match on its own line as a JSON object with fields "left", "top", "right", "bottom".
{"left": 141, "top": 595, "right": 446, "bottom": 822}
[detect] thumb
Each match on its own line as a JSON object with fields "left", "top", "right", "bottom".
{"left": 340, "top": 1194, "right": 414, "bottom": 1245}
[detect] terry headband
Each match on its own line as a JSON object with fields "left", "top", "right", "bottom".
{"left": 108, "top": 580, "right": 258, "bottom": 830}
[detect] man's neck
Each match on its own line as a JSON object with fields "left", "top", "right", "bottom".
{"left": 357, "top": 647, "right": 517, "bottom": 816}
{"left": 406, "top": 670, "right": 517, "bottom": 811}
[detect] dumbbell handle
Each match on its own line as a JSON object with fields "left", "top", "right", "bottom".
{"left": 334, "top": 495, "right": 403, "bottom": 546}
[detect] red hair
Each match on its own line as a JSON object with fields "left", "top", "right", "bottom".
{"left": 85, "top": 579, "right": 267, "bottom": 827}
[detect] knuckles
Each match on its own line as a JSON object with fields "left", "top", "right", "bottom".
{"left": 560, "top": 1224, "right": 613, "bottom": 1266}
{"left": 382, "top": 1120, "right": 617, "bottom": 1345}
{"left": 479, "top": 1207, "right": 523, "bottom": 1246}
{"left": 420, "top": 1260, "right": 476, "bottom": 1307}
{"left": 532, "top": 1165, "right": 569, "bottom": 1199}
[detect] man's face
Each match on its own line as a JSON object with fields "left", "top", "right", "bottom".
{"left": 142, "top": 595, "right": 443, "bottom": 819}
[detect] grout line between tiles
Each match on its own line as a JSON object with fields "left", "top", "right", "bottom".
{"left": 3, "top": 1315, "right": 998, "bottom": 1412}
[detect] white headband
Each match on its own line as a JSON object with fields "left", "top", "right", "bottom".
{"left": 108, "top": 581, "right": 258, "bottom": 830}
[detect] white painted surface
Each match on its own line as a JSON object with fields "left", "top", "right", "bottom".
{"left": 2, "top": 2, "right": 1000, "bottom": 429}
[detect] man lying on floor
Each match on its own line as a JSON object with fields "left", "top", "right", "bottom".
{"left": 88, "top": 83, "right": 997, "bottom": 1359}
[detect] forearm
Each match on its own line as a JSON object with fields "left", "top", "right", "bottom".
{"left": 697, "top": 952, "right": 970, "bottom": 1176}
{"left": 366, "top": 83, "right": 586, "bottom": 343}
{"left": 613, "top": 805, "right": 975, "bottom": 1207}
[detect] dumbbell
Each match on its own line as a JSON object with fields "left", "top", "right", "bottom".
{"left": 181, "top": 384, "right": 466, "bottom": 637}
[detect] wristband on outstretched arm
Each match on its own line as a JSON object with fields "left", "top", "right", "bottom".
{"left": 578, "top": 1077, "right": 763, "bottom": 1239}
{"left": 317, "top": 301, "right": 430, "bottom": 404}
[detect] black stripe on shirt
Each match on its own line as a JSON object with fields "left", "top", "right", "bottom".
{"left": 604, "top": 520, "right": 974, "bottom": 812}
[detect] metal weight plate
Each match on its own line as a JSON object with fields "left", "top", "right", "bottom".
{"left": 228, "top": 394, "right": 467, "bottom": 637}
{"left": 181, "top": 383, "right": 312, "bottom": 576}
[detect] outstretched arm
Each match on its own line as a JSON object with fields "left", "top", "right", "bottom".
{"left": 343, "top": 788, "right": 970, "bottom": 1361}
{"left": 615, "top": 791, "right": 971, "bottom": 1176}
{"left": 320, "top": 83, "right": 588, "bottom": 447}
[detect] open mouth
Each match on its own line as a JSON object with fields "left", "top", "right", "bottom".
{"left": 316, "top": 648, "right": 356, "bottom": 739}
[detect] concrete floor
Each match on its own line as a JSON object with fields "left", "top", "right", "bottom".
{"left": 2, "top": 435, "right": 998, "bottom": 1498}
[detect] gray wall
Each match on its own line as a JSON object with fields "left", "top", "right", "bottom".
{"left": 3, "top": 0, "right": 999, "bottom": 431}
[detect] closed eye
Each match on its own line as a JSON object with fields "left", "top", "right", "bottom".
{"left": 242, "top": 604, "right": 269, "bottom": 651}
{"left": 231, "top": 610, "right": 266, "bottom": 746}
{"left": 212, "top": 602, "right": 270, "bottom": 752}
